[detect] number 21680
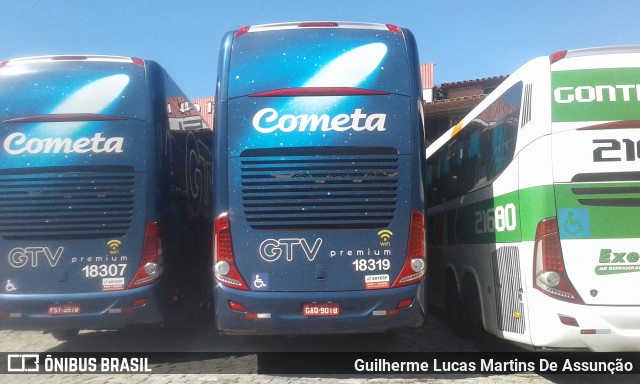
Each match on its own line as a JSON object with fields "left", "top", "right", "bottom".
{"left": 475, "top": 203, "right": 517, "bottom": 234}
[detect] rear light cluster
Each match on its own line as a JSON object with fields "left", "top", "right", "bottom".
{"left": 392, "top": 210, "right": 427, "bottom": 288}
{"left": 385, "top": 24, "right": 403, "bottom": 35}
{"left": 214, "top": 210, "right": 426, "bottom": 291}
{"left": 131, "top": 57, "right": 145, "bottom": 67}
{"left": 214, "top": 213, "right": 249, "bottom": 290}
{"left": 234, "top": 26, "right": 251, "bottom": 37}
{"left": 533, "top": 218, "right": 583, "bottom": 304}
{"left": 550, "top": 50, "right": 568, "bottom": 63}
{"left": 127, "top": 221, "right": 163, "bottom": 289}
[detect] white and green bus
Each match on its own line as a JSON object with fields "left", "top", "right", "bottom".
{"left": 425, "top": 46, "right": 640, "bottom": 351}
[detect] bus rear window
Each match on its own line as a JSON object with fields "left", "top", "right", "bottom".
{"left": 0, "top": 61, "right": 147, "bottom": 121}
{"left": 228, "top": 28, "right": 410, "bottom": 98}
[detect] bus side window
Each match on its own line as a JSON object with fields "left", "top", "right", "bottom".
{"left": 457, "top": 129, "right": 478, "bottom": 196}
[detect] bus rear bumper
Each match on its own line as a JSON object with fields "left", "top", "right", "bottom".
{"left": 0, "top": 286, "right": 163, "bottom": 331}
{"left": 528, "top": 293, "right": 640, "bottom": 351}
{"left": 214, "top": 283, "right": 425, "bottom": 335}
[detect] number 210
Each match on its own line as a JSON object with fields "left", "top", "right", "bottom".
{"left": 593, "top": 139, "right": 640, "bottom": 162}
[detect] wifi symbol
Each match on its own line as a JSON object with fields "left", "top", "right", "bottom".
{"left": 107, "top": 239, "right": 122, "bottom": 250}
{"left": 378, "top": 230, "right": 393, "bottom": 241}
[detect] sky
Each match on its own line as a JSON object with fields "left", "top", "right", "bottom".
{"left": 2, "top": 1, "right": 640, "bottom": 98}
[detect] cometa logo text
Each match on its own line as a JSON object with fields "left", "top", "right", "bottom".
{"left": 252, "top": 108, "right": 387, "bottom": 133}
{"left": 3, "top": 132, "right": 124, "bottom": 155}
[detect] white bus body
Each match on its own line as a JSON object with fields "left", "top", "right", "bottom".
{"left": 426, "top": 46, "right": 640, "bottom": 351}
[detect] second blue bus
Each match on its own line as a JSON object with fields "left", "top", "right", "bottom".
{"left": 0, "top": 55, "right": 212, "bottom": 340}
{"left": 213, "top": 22, "right": 427, "bottom": 335}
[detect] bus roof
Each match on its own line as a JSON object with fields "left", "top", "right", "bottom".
{"left": 0, "top": 54, "right": 147, "bottom": 121}
{"left": 0, "top": 55, "right": 143, "bottom": 67}
{"left": 564, "top": 45, "right": 640, "bottom": 58}
{"left": 237, "top": 21, "right": 399, "bottom": 35}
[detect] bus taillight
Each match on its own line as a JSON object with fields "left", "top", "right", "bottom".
{"left": 550, "top": 50, "right": 568, "bottom": 63}
{"left": 392, "top": 210, "right": 426, "bottom": 288}
{"left": 128, "top": 221, "right": 163, "bottom": 289}
{"left": 214, "top": 213, "right": 249, "bottom": 291}
{"left": 533, "top": 217, "right": 584, "bottom": 304}
{"left": 234, "top": 26, "right": 251, "bottom": 38}
{"left": 386, "top": 24, "right": 403, "bottom": 35}
{"left": 131, "top": 57, "right": 145, "bottom": 67}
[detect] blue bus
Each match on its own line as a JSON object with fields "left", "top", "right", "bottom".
{"left": 213, "top": 22, "right": 426, "bottom": 335}
{"left": 0, "top": 55, "right": 212, "bottom": 340}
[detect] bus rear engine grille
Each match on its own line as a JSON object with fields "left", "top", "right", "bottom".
{"left": 0, "top": 167, "right": 135, "bottom": 240}
{"left": 240, "top": 147, "right": 399, "bottom": 230}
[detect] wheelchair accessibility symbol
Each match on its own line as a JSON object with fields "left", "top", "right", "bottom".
{"left": 558, "top": 208, "right": 591, "bottom": 238}
{"left": 5, "top": 280, "right": 17, "bottom": 292}
{"left": 252, "top": 273, "right": 269, "bottom": 290}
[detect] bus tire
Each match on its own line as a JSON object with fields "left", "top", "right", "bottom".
{"left": 50, "top": 329, "right": 79, "bottom": 341}
{"left": 461, "top": 278, "right": 483, "bottom": 337}
{"left": 444, "top": 276, "right": 464, "bottom": 335}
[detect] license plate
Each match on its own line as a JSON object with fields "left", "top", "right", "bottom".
{"left": 48, "top": 303, "right": 80, "bottom": 316}
{"left": 303, "top": 302, "right": 340, "bottom": 317}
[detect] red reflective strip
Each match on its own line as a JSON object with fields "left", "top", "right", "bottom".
{"left": 577, "top": 121, "right": 640, "bottom": 130}
{"left": 132, "top": 298, "right": 147, "bottom": 308}
{"left": 249, "top": 87, "right": 389, "bottom": 97}
{"left": 2, "top": 114, "right": 127, "bottom": 123}
{"left": 558, "top": 315, "right": 579, "bottom": 327}
{"left": 228, "top": 301, "right": 245, "bottom": 312}
{"left": 397, "top": 298, "right": 414, "bottom": 309}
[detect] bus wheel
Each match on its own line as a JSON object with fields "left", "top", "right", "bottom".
{"left": 444, "top": 277, "right": 464, "bottom": 335}
{"left": 50, "top": 329, "right": 79, "bottom": 341}
{"left": 198, "top": 286, "right": 215, "bottom": 326}
{"left": 461, "top": 279, "right": 483, "bottom": 337}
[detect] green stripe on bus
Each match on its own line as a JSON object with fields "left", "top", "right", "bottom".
{"left": 554, "top": 182, "right": 640, "bottom": 239}
{"left": 427, "top": 183, "right": 640, "bottom": 246}
{"left": 552, "top": 68, "right": 640, "bottom": 122}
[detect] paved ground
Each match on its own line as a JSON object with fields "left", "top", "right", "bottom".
{"left": 1, "top": 309, "right": 637, "bottom": 383}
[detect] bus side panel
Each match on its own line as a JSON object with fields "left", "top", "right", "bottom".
{"left": 213, "top": 31, "right": 235, "bottom": 216}
{"left": 147, "top": 61, "right": 213, "bottom": 321}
